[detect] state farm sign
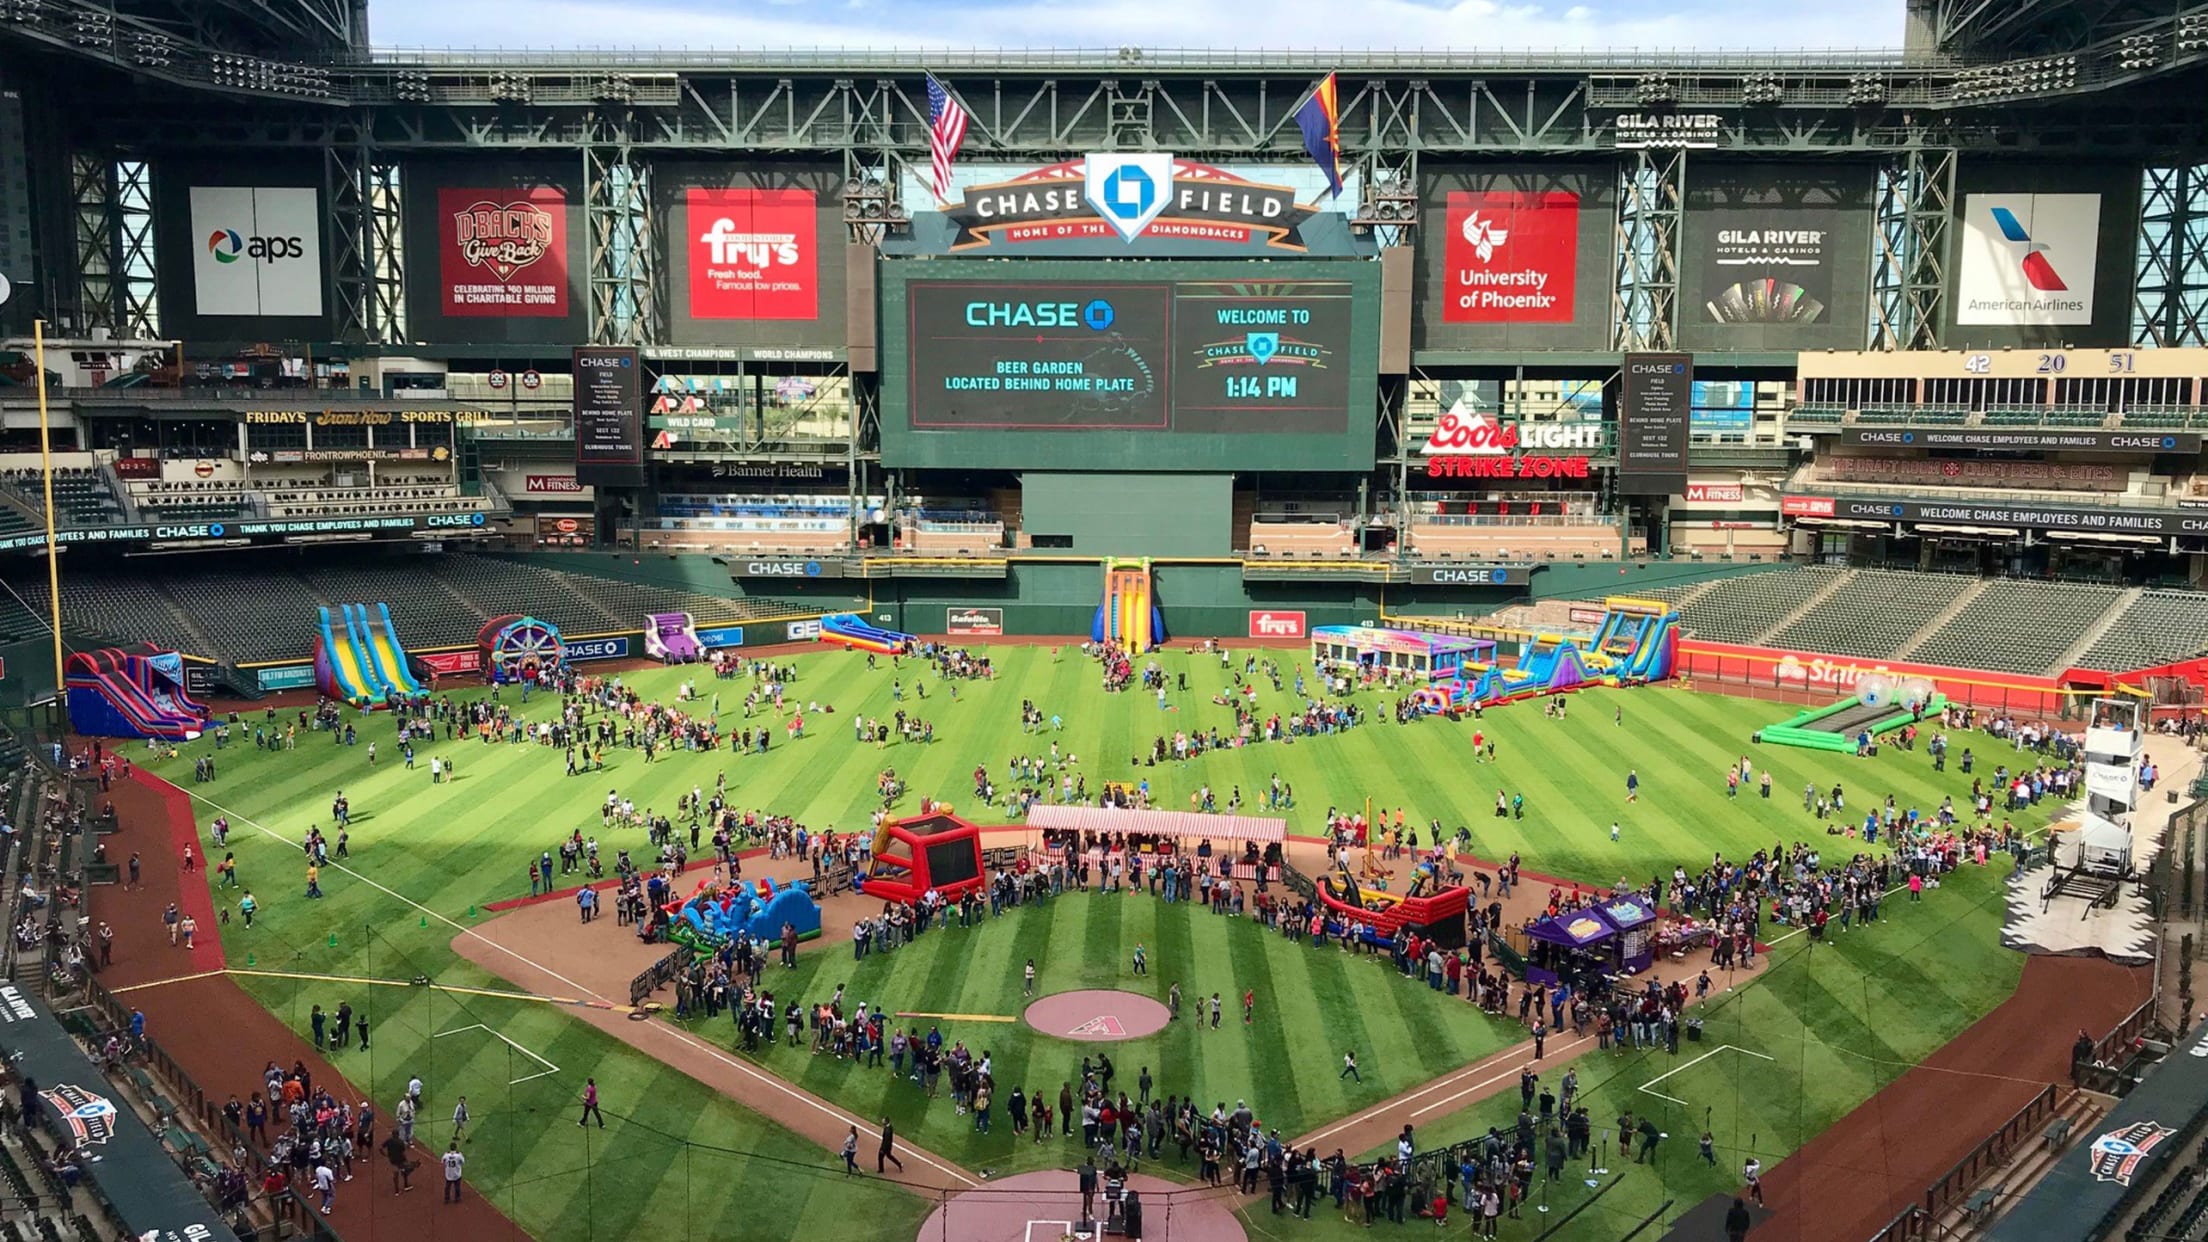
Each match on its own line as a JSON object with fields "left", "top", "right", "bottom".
{"left": 1248, "top": 610, "right": 1307, "bottom": 640}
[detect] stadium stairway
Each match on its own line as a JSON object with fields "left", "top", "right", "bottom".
{"left": 1894, "top": 578, "right": 1994, "bottom": 661}
{"left": 2055, "top": 587, "right": 2146, "bottom": 671}
{"left": 1940, "top": 1087, "right": 2107, "bottom": 1240}
{"left": 1750, "top": 569, "right": 1860, "bottom": 644}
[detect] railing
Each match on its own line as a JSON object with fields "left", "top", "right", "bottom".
{"left": 630, "top": 948, "right": 688, "bottom": 1007}
{"left": 1864, "top": 1083, "right": 2062, "bottom": 1242}
{"left": 73, "top": 975, "right": 340, "bottom": 1240}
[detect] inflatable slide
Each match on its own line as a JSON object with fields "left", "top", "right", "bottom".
{"left": 1758, "top": 673, "right": 1946, "bottom": 753}
{"left": 316, "top": 603, "right": 425, "bottom": 706}
{"left": 818, "top": 613, "right": 914, "bottom": 655}
{"left": 1091, "top": 557, "right": 1164, "bottom": 652}
{"left": 646, "top": 611, "right": 702, "bottom": 662}
{"left": 66, "top": 646, "right": 210, "bottom": 740}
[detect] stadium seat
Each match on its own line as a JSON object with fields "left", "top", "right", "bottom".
{"left": 1764, "top": 569, "right": 1959, "bottom": 657}
{"left": 2075, "top": 589, "right": 2208, "bottom": 671}
{"left": 1658, "top": 566, "right": 1849, "bottom": 644}
{"left": 1910, "top": 580, "right": 2125, "bottom": 675}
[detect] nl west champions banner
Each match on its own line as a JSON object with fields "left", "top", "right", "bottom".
{"left": 1956, "top": 193, "right": 2100, "bottom": 326}
{"left": 436, "top": 186, "right": 570, "bottom": 318}
{"left": 189, "top": 186, "right": 322, "bottom": 318}
{"left": 685, "top": 188, "right": 819, "bottom": 320}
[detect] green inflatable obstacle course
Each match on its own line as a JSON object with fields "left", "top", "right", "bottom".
{"left": 1756, "top": 690, "right": 1949, "bottom": 753}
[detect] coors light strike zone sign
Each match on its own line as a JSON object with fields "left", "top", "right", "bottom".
{"left": 1419, "top": 405, "right": 1601, "bottom": 480}
{"left": 438, "top": 187, "right": 569, "bottom": 317}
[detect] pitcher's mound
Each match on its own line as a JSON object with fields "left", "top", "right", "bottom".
{"left": 1023, "top": 990, "right": 1170, "bottom": 1042}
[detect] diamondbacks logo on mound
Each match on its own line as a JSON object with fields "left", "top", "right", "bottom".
{"left": 2089, "top": 1121, "right": 2173, "bottom": 1184}
{"left": 41, "top": 1084, "right": 119, "bottom": 1145}
{"left": 1067, "top": 1015, "right": 1128, "bottom": 1038}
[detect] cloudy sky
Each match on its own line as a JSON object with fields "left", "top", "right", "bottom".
{"left": 366, "top": 0, "right": 1905, "bottom": 53}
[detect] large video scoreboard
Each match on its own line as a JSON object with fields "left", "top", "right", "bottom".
{"left": 881, "top": 260, "right": 1380, "bottom": 471}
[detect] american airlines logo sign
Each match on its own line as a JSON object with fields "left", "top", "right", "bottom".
{"left": 1248, "top": 610, "right": 1307, "bottom": 639}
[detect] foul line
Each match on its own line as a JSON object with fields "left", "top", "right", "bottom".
{"left": 110, "top": 967, "right": 594, "bottom": 1008}
{"left": 108, "top": 970, "right": 228, "bottom": 994}
{"left": 894, "top": 1011, "right": 1017, "bottom": 1023}
{"left": 1636, "top": 1043, "right": 1776, "bottom": 1106}
{"left": 435, "top": 1022, "right": 561, "bottom": 1085}
{"left": 171, "top": 785, "right": 981, "bottom": 1190}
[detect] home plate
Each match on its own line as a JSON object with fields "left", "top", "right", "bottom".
{"left": 1023, "top": 990, "right": 1171, "bottom": 1042}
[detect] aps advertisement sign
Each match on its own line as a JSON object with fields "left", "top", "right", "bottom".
{"left": 188, "top": 186, "right": 322, "bottom": 318}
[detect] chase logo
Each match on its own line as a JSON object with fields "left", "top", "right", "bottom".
{"left": 1083, "top": 153, "right": 1175, "bottom": 242}
{"left": 1902, "top": 432, "right": 1915, "bottom": 444}
{"left": 1082, "top": 299, "right": 1115, "bottom": 331}
{"left": 207, "top": 229, "right": 244, "bottom": 263}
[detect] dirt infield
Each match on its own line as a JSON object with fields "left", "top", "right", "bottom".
{"left": 1754, "top": 952, "right": 2152, "bottom": 1242}
{"left": 1023, "top": 990, "right": 1171, "bottom": 1042}
{"left": 96, "top": 769, "right": 528, "bottom": 1240}
{"left": 913, "top": 1171, "right": 1246, "bottom": 1242}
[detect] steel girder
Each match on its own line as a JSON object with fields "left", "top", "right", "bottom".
{"left": 1612, "top": 148, "right": 1685, "bottom": 352}
{"left": 2134, "top": 164, "right": 2208, "bottom": 347}
{"left": 1872, "top": 148, "right": 1957, "bottom": 350}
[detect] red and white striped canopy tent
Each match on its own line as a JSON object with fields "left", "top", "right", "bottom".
{"left": 1024, "top": 805, "right": 1286, "bottom": 846}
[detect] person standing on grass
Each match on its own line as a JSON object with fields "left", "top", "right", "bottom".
{"left": 239, "top": 890, "right": 257, "bottom": 928}
{"left": 877, "top": 1118, "right": 903, "bottom": 1173}
{"left": 440, "top": 1141, "right": 465, "bottom": 1203}
{"left": 1024, "top": 958, "right": 1036, "bottom": 997}
{"left": 1625, "top": 769, "right": 1639, "bottom": 803}
{"left": 1340, "top": 1050, "right": 1360, "bottom": 1081}
{"left": 579, "top": 1077, "right": 604, "bottom": 1128}
{"left": 451, "top": 1096, "right": 469, "bottom": 1143}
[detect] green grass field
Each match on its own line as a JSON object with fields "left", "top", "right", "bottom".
{"left": 131, "top": 642, "right": 2056, "bottom": 1241}
{"left": 1261, "top": 860, "right": 2025, "bottom": 1242}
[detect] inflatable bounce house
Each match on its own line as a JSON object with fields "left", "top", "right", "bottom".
{"left": 1316, "top": 858, "right": 1470, "bottom": 949}
{"left": 1322, "top": 596, "right": 1678, "bottom": 713}
{"left": 645, "top": 611, "right": 702, "bottom": 663}
{"left": 479, "top": 614, "right": 568, "bottom": 684}
{"left": 818, "top": 613, "right": 915, "bottom": 655}
{"left": 316, "top": 603, "right": 426, "bottom": 708}
{"left": 1757, "top": 672, "right": 1946, "bottom": 754}
{"left": 1092, "top": 557, "right": 1163, "bottom": 652}
{"left": 860, "top": 810, "right": 987, "bottom": 902}
{"left": 667, "top": 875, "right": 823, "bottom": 951}
{"left": 66, "top": 645, "right": 210, "bottom": 740}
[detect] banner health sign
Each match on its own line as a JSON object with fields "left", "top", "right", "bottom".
{"left": 1678, "top": 163, "right": 1874, "bottom": 352}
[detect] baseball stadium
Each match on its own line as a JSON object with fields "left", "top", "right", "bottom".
{"left": 0, "top": 3, "right": 2203, "bottom": 1241}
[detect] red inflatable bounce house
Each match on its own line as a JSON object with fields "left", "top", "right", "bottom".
{"left": 862, "top": 810, "right": 987, "bottom": 902}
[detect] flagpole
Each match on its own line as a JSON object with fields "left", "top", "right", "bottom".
{"left": 33, "top": 320, "right": 65, "bottom": 698}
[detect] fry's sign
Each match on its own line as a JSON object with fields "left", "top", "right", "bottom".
{"left": 1421, "top": 409, "right": 1598, "bottom": 478}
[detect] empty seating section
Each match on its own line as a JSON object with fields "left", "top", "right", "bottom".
{"left": 648, "top": 493, "right": 856, "bottom": 554}
{"left": 2075, "top": 590, "right": 2208, "bottom": 671}
{"left": 1407, "top": 520, "right": 1640, "bottom": 560}
{"left": 262, "top": 472, "right": 485, "bottom": 519}
{"left": 904, "top": 503, "right": 1005, "bottom": 554}
{"left": 0, "top": 468, "right": 124, "bottom": 524}
{"left": 1911, "top": 580, "right": 2123, "bottom": 674}
{"left": 1665, "top": 566, "right": 1849, "bottom": 643}
{"left": 7, "top": 555, "right": 796, "bottom": 664}
{"left": 130, "top": 478, "right": 253, "bottom": 521}
{"left": 1766, "top": 570, "right": 1962, "bottom": 658}
{"left": 1247, "top": 517, "right": 1355, "bottom": 557}
{"left": 2122, "top": 405, "right": 2201, "bottom": 428}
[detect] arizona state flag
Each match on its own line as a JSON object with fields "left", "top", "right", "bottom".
{"left": 1294, "top": 73, "right": 1344, "bottom": 198}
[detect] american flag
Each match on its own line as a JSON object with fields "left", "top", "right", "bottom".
{"left": 925, "top": 74, "right": 970, "bottom": 203}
